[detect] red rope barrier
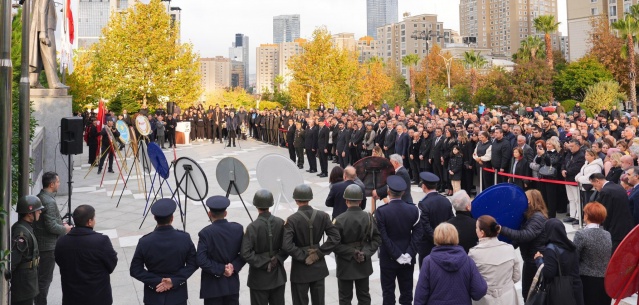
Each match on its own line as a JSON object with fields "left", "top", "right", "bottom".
{"left": 481, "top": 167, "right": 579, "bottom": 186}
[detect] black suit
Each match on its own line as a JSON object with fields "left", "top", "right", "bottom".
{"left": 318, "top": 126, "right": 330, "bottom": 174}
{"left": 596, "top": 182, "right": 635, "bottom": 252}
{"left": 336, "top": 128, "right": 351, "bottom": 168}
{"left": 375, "top": 127, "right": 388, "bottom": 147}
{"left": 510, "top": 158, "right": 530, "bottom": 190}
{"left": 305, "top": 125, "right": 319, "bottom": 171}
{"left": 417, "top": 191, "right": 454, "bottom": 266}
{"left": 383, "top": 129, "right": 397, "bottom": 158}
{"left": 375, "top": 167, "right": 413, "bottom": 204}
{"left": 325, "top": 180, "right": 367, "bottom": 219}
{"left": 430, "top": 136, "right": 445, "bottom": 190}
{"left": 447, "top": 211, "right": 478, "bottom": 254}
{"left": 286, "top": 125, "right": 297, "bottom": 163}
{"left": 350, "top": 128, "right": 365, "bottom": 163}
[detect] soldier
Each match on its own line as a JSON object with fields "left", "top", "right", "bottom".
{"left": 11, "top": 195, "right": 44, "bottom": 305}
{"left": 416, "top": 172, "right": 454, "bottom": 267}
{"left": 34, "top": 172, "right": 71, "bottom": 305}
{"left": 196, "top": 196, "right": 246, "bottom": 305}
{"left": 333, "top": 185, "right": 382, "bottom": 305}
{"left": 130, "top": 198, "right": 198, "bottom": 305}
{"left": 375, "top": 176, "right": 423, "bottom": 305}
{"left": 241, "top": 190, "right": 289, "bottom": 305}
{"left": 282, "top": 184, "right": 341, "bottom": 305}
{"left": 294, "top": 122, "right": 306, "bottom": 169}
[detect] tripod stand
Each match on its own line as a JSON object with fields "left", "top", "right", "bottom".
{"left": 63, "top": 153, "right": 74, "bottom": 225}
{"left": 116, "top": 139, "right": 151, "bottom": 208}
{"left": 365, "top": 167, "right": 382, "bottom": 213}
{"left": 224, "top": 170, "right": 253, "bottom": 222}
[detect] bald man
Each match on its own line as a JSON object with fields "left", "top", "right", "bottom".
{"left": 326, "top": 166, "right": 367, "bottom": 219}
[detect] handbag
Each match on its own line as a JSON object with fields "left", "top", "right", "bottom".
{"left": 546, "top": 245, "right": 578, "bottom": 305}
{"left": 539, "top": 165, "right": 556, "bottom": 177}
{"left": 525, "top": 264, "right": 547, "bottom": 305}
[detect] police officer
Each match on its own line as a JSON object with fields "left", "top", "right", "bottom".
{"left": 333, "top": 185, "right": 382, "bottom": 305}
{"left": 374, "top": 176, "right": 423, "bottom": 305}
{"left": 196, "top": 196, "right": 246, "bottom": 305}
{"left": 416, "top": 172, "right": 454, "bottom": 267}
{"left": 240, "top": 190, "right": 289, "bottom": 305}
{"left": 11, "top": 195, "right": 44, "bottom": 305}
{"left": 130, "top": 198, "right": 198, "bottom": 305}
{"left": 282, "top": 184, "right": 341, "bottom": 305}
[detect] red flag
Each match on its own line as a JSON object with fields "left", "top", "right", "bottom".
{"left": 66, "top": 0, "right": 74, "bottom": 44}
{"left": 96, "top": 99, "right": 105, "bottom": 132}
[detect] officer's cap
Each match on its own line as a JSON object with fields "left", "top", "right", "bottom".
{"left": 387, "top": 176, "right": 407, "bottom": 192}
{"left": 151, "top": 198, "right": 176, "bottom": 217}
{"left": 419, "top": 172, "right": 440, "bottom": 184}
{"left": 206, "top": 196, "right": 230, "bottom": 212}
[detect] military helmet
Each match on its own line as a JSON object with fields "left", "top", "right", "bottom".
{"left": 16, "top": 195, "right": 44, "bottom": 214}
{"left": 343, "top": 184, "right": 363, "bottom": 201}
{"left": 292, "top": 184, "right": 313, "bottom": 201}
{"left": 252, "top": 189, "right": 274, "bottom": 208}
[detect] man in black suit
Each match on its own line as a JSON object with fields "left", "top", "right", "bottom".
{"left": 395, "top": 124, "right": 410, "bottom": 169}
{"left": 383, "top": 122, "right": 396, "bottom": 158}
{"left": 121, "top": 109, "right": 132, "bottom": 126}
{"left": 211, "top": 106, "right": 223, "bottom": 143}
{"left": 446, "top": 190, "right": 477, "bottom": 253}
{"left": 305, "top": 119, "right": 319, "bottom": 173}
{"left": 317, "top": 120, "right": 330, "bottom": 177}
{"left": 516, "top": 135, "right": 534, "bottom": 164}
{"left": 416, "top": 172, "right": 454, "bottom": 267}
{"left": 590, "top": 173, "right": 634, "bottom": 252}
{"left": 325, "top": 166, "right": 366, "bottom": 219}
{"left": 375, "top": 120, "right": 388, "bottom": 148}
{"left": 336, "top": 122, "right": 350, "bottom": 168}
{"left": 372, "top": 154, "right": 413, "bottom": 204}
{"left": 350, "top": 121, "right": 365, "bottom": 164}
{"left": 429, "top": 127, "right": 444, "bottom": 192}
{"left": 491, "top": 128, "right": 513, "bottom": 184}
{"left": 286, "top": 118, "right": 297, "bottom": 163}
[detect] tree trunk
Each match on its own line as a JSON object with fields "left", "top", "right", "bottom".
{"left": 629, "top": 34, "right": 637, "bottom": 112}
{"left": 545, "top": 33, "right": 553, "bottom": 69}
{"left": 409, "top": 66, "right": 415, "bottom": 101}
{"left": 470, "top": 68, "right": 477, "bottom": 96}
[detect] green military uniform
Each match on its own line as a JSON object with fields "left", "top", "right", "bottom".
{"left": 294, "top": 128, "right": 306, "bottom": 168}
{"left": 333, "top": 206, "right": 382, "bottom": 305}
{"left": 11, "top": 219, "right": 40, "bottom": 305}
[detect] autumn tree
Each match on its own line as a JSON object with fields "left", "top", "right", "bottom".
{"left": 414, "top": 44, "right": 466, "bottom": 103}
{"left": 402, "top": 54, "right": 420, "bottom": 101}
{"left": 360, "top": 57, "right": 393, "bottom": 108}
{"left": 288, "top": 27, "right": 360, "bottom": 109}
{"left": 509, "top": 59, "right": 554, "bottom": 106}
{"left": 67, "top": 51, "right": 98, "bottom": 112}
{"left": 474, "top": 68, "right": 511, "bottom": 107}
{"left": 381, "top": 64, "right": 410, "bottom": 105}
{"left": 582, "top": 80, "right": 627, "bottom": 114}
{"left": 553, "top": 56, "right": 614, "bottom": 101}
{"left": 86, "top": 0, "right": 201, "bottom": 109}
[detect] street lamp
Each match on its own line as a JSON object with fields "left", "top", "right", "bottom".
{"left": 306, "top": 92, "right": 311, "bottom": 110}
{"left": 438, "top": 53, "right": 453, "bottom": 99}
{"left": 411, "top": 30, "right": 444, "bottom": 100}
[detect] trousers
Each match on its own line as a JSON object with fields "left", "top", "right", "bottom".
{"left": 98, "top": 145, "right": 114, "bottom": 171}
{"left": 338, "top": 278, "right": 371, "bottom": 305}
{"left": 318, "top": 149, "right": 328, "bottom": 174}
{"left": 291, "top": 279, "right": 325, "bottom": 305}
{"left": 34, "top": 251, "right": 55, "bottom": 305}
{"left": 204, "top": 294, "right": 239, "bottom": 305}
{"left": 306, "top": 149, "right": 317, "bottom": 171}
{"left": 250, "top": 285, "right": 286, "bottom": 305}
{"left": 565, "top": 185, "right": 580, "bottom": 219}
{"left": 380, "top": 265, "right": 413, "bottom": 305}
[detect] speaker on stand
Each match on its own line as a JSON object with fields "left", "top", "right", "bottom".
{"left": 60, "top": 117, "right": 84, "bottom": 224}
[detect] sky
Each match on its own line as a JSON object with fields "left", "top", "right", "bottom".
{"left": 170, "top": 0, "right": 568, "bottom": 74}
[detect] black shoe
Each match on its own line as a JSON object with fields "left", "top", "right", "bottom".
{"left": 318, "top": 173, "right": 328, "bottom": 178}
{"left": 233, "top": 145, "right": 236, "bottom": 147}
{"left": 572, "top": 219, "right": 581, "bottom": 225}
{"left": 298, "top": 165, "right": 303, "bottom": 169}
{"left": 332, "top": 160, "right": 338, "bottom": 163}
{"left": 226, "top": 144, "right": 231, "bottom": 147}
{"left": 309, "top": 170, "right": 317, "bottom": 173}
{"left": 563, "top": 217, "right": 576, "bottom": 223}
{"left": 306, "top": 170, "right": 311, "bottom": 172}
{"left": 108, "top": 169, "right": 114, "bottom": 173}
{"left": 161, "top": 147, "right": 166, "bottom": 149}
{"left": 97, "top": 169, "right": 102, "bottom": 175}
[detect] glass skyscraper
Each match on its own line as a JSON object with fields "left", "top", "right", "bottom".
{"left": 367, "top": 0, "right": 398, "bottom": 39}
{"left": 273, "top": 14, "right": 300, "bottom": 44}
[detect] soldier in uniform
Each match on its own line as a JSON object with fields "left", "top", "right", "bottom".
{"left": 282, "top": 184, "right": 341, "bottom": 305}
{"left": 333, "top": 185, "right": 382, "bottom": 305}
{"left": 11, "top": 195, "right": 44, "bottom": 305}
{"left": 241, "top": 190, "right": 289, "bottom": 305}
{"left": 416, "top": 172, "right": 454, "bottom": 267}
{"left": 130, "top": 198, "right": 198, "bottom": 305}
{"left": 375, "top": 176, "right": 423, "bottom": 305}
{"left": 196, "top": 196, "right": 246, "bottom": 305}
{"left": 294, "top": 122, "right": 306, "bottom": 169}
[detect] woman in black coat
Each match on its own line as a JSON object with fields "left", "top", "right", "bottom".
{"left": 457, "top": 131, "right": 475, "bottom": 194}
{"left": 441, "top": 127, "right": 458, "bottom": 196}
{"left": 534, "top": 219, "right": 585, "bottom": 305}
{"left": 419, "top": 130, "right": 432, "bottom": 172}
{"left": 409, "top": 132, "right": 422, "bottom": 184}
{"left": 448, "top": 145, "right": 464, "bottom": 193}
{"left": 536, "top": 138, "right": 564, "bottom": 219}
{"left": 500, "top": 189, "right": 548, "bottom": 301}
{"left": 510, "top": 147, "right": 530, "bottom": 190}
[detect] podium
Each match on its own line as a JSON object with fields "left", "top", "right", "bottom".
{"left": 176, "top": 122, "right": 191, "bottom": 145}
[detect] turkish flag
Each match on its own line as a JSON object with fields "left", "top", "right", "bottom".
{"left": 66, "top": 0, "right": 74, "bottom": 44}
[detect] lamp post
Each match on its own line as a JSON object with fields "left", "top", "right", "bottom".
{"left": 0, "top": 0, "right": 12, "bottom": 302}
{"left": 438, "top": 54, "right": 453, "bottom": 100}
{"left": 306, "top": 92, "right": 311, "bottom": 110}
{"left": 411, "top": 30, "right": 443, "bottom": 99}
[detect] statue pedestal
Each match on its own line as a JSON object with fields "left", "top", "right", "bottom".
{"left": 31, "top": 88, "right": 73, "bottom": 195}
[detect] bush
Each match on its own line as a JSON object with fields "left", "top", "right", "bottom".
{"left": 561, "top": 99, "right": 578, "bottom": 112}
{"left": 582, "top": 80, "right": 626, "bottom": 115}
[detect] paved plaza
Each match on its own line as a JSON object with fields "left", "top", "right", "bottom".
{"left": 39, "top": 138, "right": 633, "bottom": 305}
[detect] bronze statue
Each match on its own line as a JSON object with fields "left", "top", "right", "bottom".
{"left": 29, "top": 0, "right": 68, "bottom": 89}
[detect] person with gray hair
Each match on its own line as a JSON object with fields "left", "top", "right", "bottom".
{"left": 372, "top": 154, "right": 413, "bottom": 204}
{"left": 447, "top": 190, "right": 479, "bottom": 253}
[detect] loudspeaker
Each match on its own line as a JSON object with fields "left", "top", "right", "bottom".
{"left": 61, "top": 117, "right": 84, "bottom": 155}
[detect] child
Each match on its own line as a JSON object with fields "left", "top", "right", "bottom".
{"left": 448, "top": 145, "right": 463, "bottom": 194}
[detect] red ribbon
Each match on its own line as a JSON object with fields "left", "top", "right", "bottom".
{"left": 481, "top": 167, "right": 579, "bottom": 186}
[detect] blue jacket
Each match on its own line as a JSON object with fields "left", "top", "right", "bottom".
{"left": 628, "top": 185, "right": 639, "bottom": 225}
{"left": 196, "top": 219, "right": 245, "bottom": 299}
{"left": 395, "top": 132, "right": 410, "bottom": 158}
{"left": 130, "top": 225, "right": 198, "bottom": 305}
{"left": 325, "top": 180, "right": 366, "bottom": 219}
{"left": 414, "top": 245, "right": 487, "bottom": 305}
{"left": 417, "top": 192, "right": 454, "bottom": 257}
{"left": 375, "top": 199, "right": 423, "bottom": 265}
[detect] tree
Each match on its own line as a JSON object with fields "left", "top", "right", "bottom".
{"left": 288, "top": 27, "right": 361, "bottom": 109}
{"left": 360, "top": 58, "right": 393, "bottom": 108}
{"left": 462, "top": 50, "right": 488, "bottom": 96}
{"left": 381, "top": 64, "right": 410, "bottom": 105}
{"left": 553, "top": 56, "right": 614, "bottom": 101}
{"left": 509, "top": 59, "right": 554, "bottom": 106}
{"left": 86, "top": 0, "right": 201, "bottom": 109}
{"left": 512, "top": 36, "right": 545, "bottom": 62}
{"left": 612, "top": 11, "right": 639, "bottom": 112}
{"left": 533, "top": 15, "right": 560, "bottom": 68}
{"left": 473, "top": 68, "right": 512, "bottom": 107}
{"left": 414, "top": 44, "right": 467, "bottom": 103}
{"left": 67, "top": 51, "right": 98, "bottom": 112}
{"left": 582, "top": 80, "right": 627, "bottom": 114}
{"left": 402, "top": 53, "right": 420, "bottom": 101}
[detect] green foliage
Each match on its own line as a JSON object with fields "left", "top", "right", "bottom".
{"left": 381, "top": 66, "right": 409, "bottom": 104}
{"left": 451, "top": 84, "right": 472, "bottom": 108}
{"left": 560, "top": 99, "right": 579, "bottom": 113}
{"left": 553, "top": 57, "right": 614, "bottom": 101}
{"left": 582, "top": 80, "right": 627, "bottom": 114}
{"left": 428, "top": 84, "right": 449, "bottom": 109}
{"left": 512, "top": 36, "right": 546, "bottom": 63}
{"left": 509, "top": 59, "right": 554, "bottom": 106}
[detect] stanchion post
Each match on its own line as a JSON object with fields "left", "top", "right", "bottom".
{"left": 479, "top": 166, "right": 483, "bottom": 193}
{"left": 494, "top": 171, "right": 498, "bottom": 185}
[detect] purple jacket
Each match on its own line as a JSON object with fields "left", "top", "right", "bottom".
{"left": 414, "top": 245, "right": 487, "bottom": 305}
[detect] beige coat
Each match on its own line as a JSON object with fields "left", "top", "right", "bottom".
{"left": 469, "top": 237, "right": 521, "bottom": 305}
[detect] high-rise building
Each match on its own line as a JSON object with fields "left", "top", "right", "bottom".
{"left": 200, "top": 57, "right": 231, "bottom": 93}
{"left": 256, "top": 40, "right": 305, "bottom": 94}
{"left": 231, "top": 61, "right": 245, "bottom": 89}
{"left": 332, "top": 33, "right": 357, "bottom": 52}
{"left": 459, "top": 0, "right": 559, "bottom": 57}
{"left": 367, "top": 0, "right": 398, "bottom": 38}
{"left": 229, "top": 34, "right": 250, "bottom": 89}
{"left": 273, "top": 14, "right": 301, "bottom": 43}
{"left": 358, "top": 36, "right": 377, "bottom": 63}
{"left": 170, "top": 7, "right": 182, "bottom": 42}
